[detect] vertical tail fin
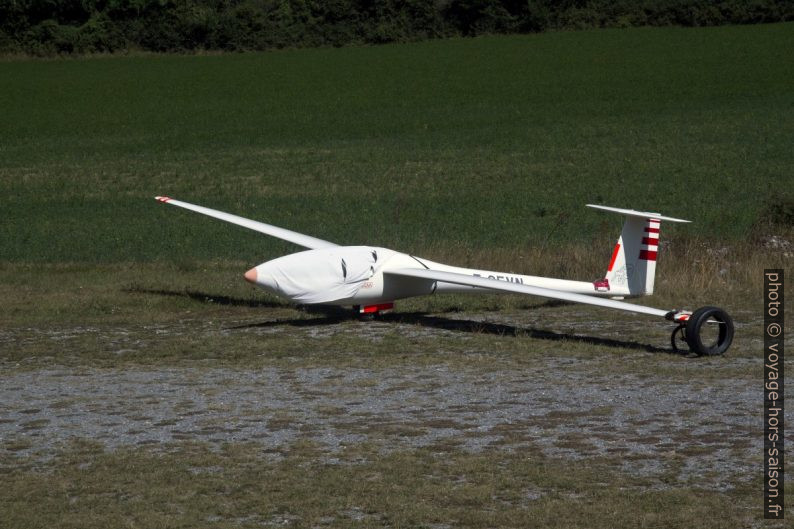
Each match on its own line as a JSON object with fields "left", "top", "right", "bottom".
{"left": 588, "top": 205, "right": 690, "bottom": 297}
{"left": 604, "top": 215, "right": 659, "bottom": 296}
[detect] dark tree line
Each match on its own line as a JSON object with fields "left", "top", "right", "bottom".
{"left": 1, "top": 0, "right": 792, "bottom": 55}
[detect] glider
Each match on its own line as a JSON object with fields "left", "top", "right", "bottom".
{"left": 154, "top": 196, "right": 734, "bottom": 356}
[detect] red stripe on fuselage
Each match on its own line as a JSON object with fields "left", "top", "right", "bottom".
{"left": 639, "top": 250, "right": 657, "bottom": 261}
{"left": 644, "top": 227, "right": 660, "bottom": 233}
{"left": 642, "top": 237, "right": 658, "bottom": 246}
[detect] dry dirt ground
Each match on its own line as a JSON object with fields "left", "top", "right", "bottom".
{"left": 0, "top": 305, "right": 785, "bottom": 495}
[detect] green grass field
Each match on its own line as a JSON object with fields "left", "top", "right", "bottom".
{"left": 1, "top": 23, "right": 792, "bottom": 529}
{"left": 1, "top": 23, "right": 792, "bottom": 263}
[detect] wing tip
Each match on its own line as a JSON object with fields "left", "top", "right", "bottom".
{"left": 154, "top": 196, "right": 172, "bottom": 203}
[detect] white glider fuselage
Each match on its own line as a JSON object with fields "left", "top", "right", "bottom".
{"left": 245, "top": 245, "right": 622, "bottom": 308}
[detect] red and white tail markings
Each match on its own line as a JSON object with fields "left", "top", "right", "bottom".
{"left": 639, "top": 218, "right": 660, "bottom": 261}
{"left": 155, "top": 196, "right": 172, "bottom": 203}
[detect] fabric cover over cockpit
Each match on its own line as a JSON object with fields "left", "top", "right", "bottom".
{"left": 256, "top": 246, "right": 393, "bottom": 304}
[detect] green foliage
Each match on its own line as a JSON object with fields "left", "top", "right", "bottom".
{"left": 1, "top": 24, "right": 792, "bottom": 263}
{"left": 0, "top": 0, "right": 793, "bottom": 55}
{"left": 758, "top": 194, "right": 794, "bottom": 228}
{"left": 444, "top": 0, "right": 520, "bottom": 36}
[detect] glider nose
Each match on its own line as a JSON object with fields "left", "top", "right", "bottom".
{"left": 244, "top": 264, "right": 278, "bottom": 292}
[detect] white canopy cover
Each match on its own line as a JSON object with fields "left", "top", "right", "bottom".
{"left": 256, "top": 246, "right": 395, "bottom": 304}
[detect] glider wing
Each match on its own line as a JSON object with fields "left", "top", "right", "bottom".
{"left": 384, "top": 268, "right": 669, "bottom": 318}
{"left": 154, "top": 196, "right": 338, "bottom": 250}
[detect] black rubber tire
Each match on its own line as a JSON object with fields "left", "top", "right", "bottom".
{"left": 684, "top": 306, "right": 734, "bottom": 356}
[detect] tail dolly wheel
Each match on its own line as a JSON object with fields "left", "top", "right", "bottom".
{"left": 667, "top": 306, "right": 734, "bottom": 356}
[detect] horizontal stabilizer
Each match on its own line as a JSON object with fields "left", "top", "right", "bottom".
{"left": 586, "top": 204, "right": 691, "bottom": 223}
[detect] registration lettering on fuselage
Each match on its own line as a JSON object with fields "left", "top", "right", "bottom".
{"left": 473, "top": 273, "right": 524, "bottom": 284}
